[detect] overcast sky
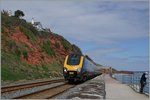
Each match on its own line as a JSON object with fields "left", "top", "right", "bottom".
{"left": 1, "top": 0, "right": 149, "bottom": 71}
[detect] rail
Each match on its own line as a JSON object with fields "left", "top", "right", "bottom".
{"left": 13, "top": 83, "right": 75, "bottom": 99}
{"left": 1, "top": 79, "right": 66, "bottom": 99}
{"left": 113, "top": 72, "right": 149, "bottom": 96}
{"left": 129, "top": 73, "right": 149, "bottom": 95}
{"left": 1, "top": 79, "right": 65, "bottom": 93}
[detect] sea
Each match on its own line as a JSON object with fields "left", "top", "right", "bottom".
{"left": 113, "top": 71, "right": 149, "bottom": 94}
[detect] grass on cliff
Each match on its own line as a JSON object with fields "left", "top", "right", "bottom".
{"left": 1, "top": 11, "right": 82, "bottom": 82}
{"left": 1, "top": 51, "right": 63, "bottom": 82}
{"left": 41, "top": 41, "right": 55, "bottom": 56}
{"left": 2, "top": 13, "right": 31, "bottom": 34}
{"left": 20, "top": 26, "right": 36, "bottom": 42}
{"left": 1, "top": 13, "right": 61, "bottom": 82}
{"left": 1, "top": 52, "right": 27, "bottom": 81}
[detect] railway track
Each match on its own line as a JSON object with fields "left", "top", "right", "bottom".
{"left": 13, "top": 83, "right": 75, "bottom": 99}
{"left": 2, "top": 79, "right": 76, "bottom": 99}
{"left": 1, "top": 79, "right": 65, "bottom": 93}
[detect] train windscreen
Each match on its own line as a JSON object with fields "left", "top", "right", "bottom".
{"left": 67, "top": 54, "right": 81, "bottom": 65}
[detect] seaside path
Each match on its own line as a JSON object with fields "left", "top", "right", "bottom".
{"left": 105, "top": 74, "right": 149, "bottom": 100}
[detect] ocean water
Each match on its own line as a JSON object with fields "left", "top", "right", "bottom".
{"left": 113, "top": 71, "right": 149, "bottom": 94}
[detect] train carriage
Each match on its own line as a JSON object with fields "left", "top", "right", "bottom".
{"left": 63, "top": 54, "right": 101, "bottom": 82}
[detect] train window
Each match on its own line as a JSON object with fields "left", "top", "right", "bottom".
{"left": 67, "top": 54, "right": 81, "bottom": 65}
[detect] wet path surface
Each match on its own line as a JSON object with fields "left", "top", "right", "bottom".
{"left": 56, "top": 75, "right": 106, "bottom": 99}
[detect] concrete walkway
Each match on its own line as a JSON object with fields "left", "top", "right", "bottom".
{"left": 105, "top": 74, "right": 149, "bottom": 100}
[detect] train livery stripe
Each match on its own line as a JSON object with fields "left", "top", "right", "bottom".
{"left": 64, "top": 56, "right": 84, "bottom": 71}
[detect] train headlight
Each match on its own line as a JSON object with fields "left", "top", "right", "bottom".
{"left": 64, "top": 68, "right": 67, "bottom": 73}
{"left": 77, "top": 68, "right": 81, "bottom": 73}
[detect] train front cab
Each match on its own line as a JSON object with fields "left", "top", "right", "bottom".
{"left": 63, "top": 54, "right": 84, "bottom": 82}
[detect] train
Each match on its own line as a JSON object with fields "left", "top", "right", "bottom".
{"left": 63, "top": 54, "right": 102, "bottom": 82}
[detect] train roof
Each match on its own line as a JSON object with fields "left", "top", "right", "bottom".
{"left": 68, "top": 53, "right": 83, "bottom": 56}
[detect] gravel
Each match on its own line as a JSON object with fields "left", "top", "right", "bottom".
{"left": 2, "top": 76, "right": 105, "bottom": 99}
{"left": 1, "top": 82, "right": 66, "bottom": 99}
{"left": 2, "top": 77, "right": 63, "bottom": 87}
{"left": 55, "top": 75, "right": 106, "bottom": 99}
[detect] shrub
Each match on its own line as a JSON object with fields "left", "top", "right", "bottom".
{"left": 39, "top": 31, "right": 51, "bottom": 38}
{"left": 2, "top": 12, "right": 30, "bottom": 31}
{"left": 15, "top": 49, "right": 21, "bottom": 57}
{"left": 20, "top": 26, "right": 36, "bottom": 42}
{"left": 1, "top": 10, "right": 9, "bottom": 16}
{"left": 41, "top": 64, "right": 49, "bottom": 72}
{"left": 14, "top": 10, "right": 24, "bottom": 18}
{"left": 29, "top": 25, "right": 39, "bottom": 36}
{"left": 61, "top": 39, "right": 70, "bottom": 50}
{"left": 41, "top": 41, "right": 55, "bottom": 56}
{"left": 23, "top": 51, "right": 28, "bottom": 59}
{"left": 55, "top": 42, "right": 60, "bottom": 48}
{"left": 2, "top": 15, "right": 21, "bottom": 27}
{"left": 6, "top": 40, "right": 16, "bottom": 49}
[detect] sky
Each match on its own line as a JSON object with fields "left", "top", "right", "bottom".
{"left": 1, "top": 0, "right": 149, "bottom": 71}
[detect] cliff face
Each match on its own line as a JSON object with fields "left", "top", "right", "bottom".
{"left": 1, "top": 12, "right": 82, "bottom": 82}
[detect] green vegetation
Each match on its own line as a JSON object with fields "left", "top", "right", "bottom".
{"left": 2, "top": 13, "right": 27, "bottom": 29}
{"left": 71, "top": 44, "right": 82, "bottom": 54}
{"left": 1, "top": 10, "right": 9, "bottom": 16}
{"left": 55, "top": 42, "right": 60, "bottom": 48}
{"left": 41, "top": 41, "right": 55, "bottom": 56}
{"left": 20, "top": 26, "right": 36, "bottom": 42}
{"left": 23, "top": 51, "right": 28, "bottom": 59}
{"left": 2, "top": 10, "right": 37, "bottom": 36}
{"left": 1, "top": 52, "right": 26, "bottom": 81}
{"left": 40, "top": 63, "right": 63, "bottom": 77}
{"left": 1, "top": 52, "right": 63, "bottom": 81}
{"left": 3, "top": 39, "right": 30, "bottom": 58}
{"left": 39, "top": 31, "right": 51, "bottom": 38}
{"left": 61, "top": 39, "right": 71, "bottom": 50}
{"left": 1, "top": 66, "right": 27, "bottom": 81}
{"left": 5, "top": 39, "right": 17, "bottom": 50}
{"left": 52, "top": 32, "right": 71, "bottom": 50}
{"left": 14, "top": 10, "right": 24, "bottom": 18}
{"left": 1, "top": 10, "right": 82, "bottom": 82}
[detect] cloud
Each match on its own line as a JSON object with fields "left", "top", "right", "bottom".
{"left": 92, "top": 55, "right": 149, "bottom": 71}
{"left": 86, "top": 47, "right": 149, "bottom": 71}
{"left": 2, "top": 1, "right": 148, "bottom": 44}
{"left": 1, "top": 0, "right": 149, "bottom": 71}
{"left": 42, "top": 1, "right": 149, "bottom": 45}
{"left": 127, "top": 56, "right": 149, "bottom": 61}
{"left": 86, "top": 47, "right": 126, "bottom": 56}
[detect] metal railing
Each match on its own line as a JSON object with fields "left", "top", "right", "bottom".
{"left": 114, "top": 73, "right": 149, "bottom": 96}
{"left": 129, "top": 72, "right": 149, "bottom": 95}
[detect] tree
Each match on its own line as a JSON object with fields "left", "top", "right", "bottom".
{"left": 14, "top": 10, "right": 24, "bottom": 18}
{"left": 1, "top": 10, "right": 9, "bottom": 16}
